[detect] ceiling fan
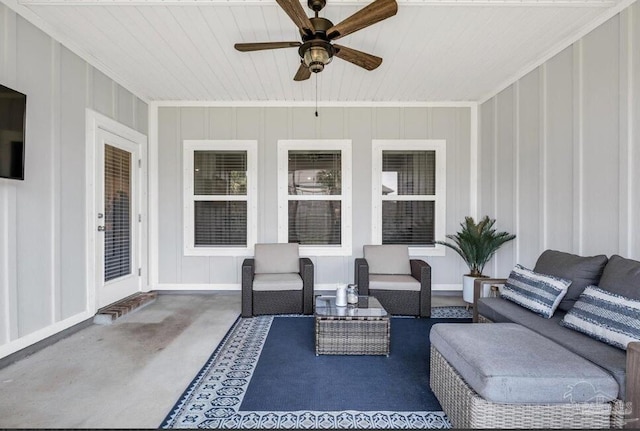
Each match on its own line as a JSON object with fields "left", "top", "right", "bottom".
{"left": 234, "top": 0, "right": 398, "bottom": 81}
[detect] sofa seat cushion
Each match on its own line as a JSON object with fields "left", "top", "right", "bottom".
{"left": 369, "top": 274, "right": 420, "bottom": 291}
{"left": 534, "top": 249, "right": 608, "bottom": 312}
{"left": 252, "top": 273, "right": 303, "bottom": 291}
{"left": 363, "top": 245, "right": 411, "bottom": 275}
{"left": 430, "top": 323, "right": 619, "bottom": 404}
{"left": 478, "top": 297, "right": 627, "bottom": 399}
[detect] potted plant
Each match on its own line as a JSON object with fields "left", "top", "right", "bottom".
{"left": 436, "top": 216, "right": 516, "bottom": 304}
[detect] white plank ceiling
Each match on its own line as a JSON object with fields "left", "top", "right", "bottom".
{"left": 8, "top": 0, "right": 629, "bottom": 102}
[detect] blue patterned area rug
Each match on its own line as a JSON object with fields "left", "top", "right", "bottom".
{"left": 162, "top": 307, "right": 471, "bottom": 429}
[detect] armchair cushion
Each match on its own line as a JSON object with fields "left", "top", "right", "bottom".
{"left": 369, "top": 274, "right": 421, "bottom": 291}
{"left": 252, "top": 273, "right": 303, "bottom": 291}
{"left": 254, "top": 243, "right": 299, "bottom": 274}
{"left": 363, "top": 244, "right": 411, "bottom": 275}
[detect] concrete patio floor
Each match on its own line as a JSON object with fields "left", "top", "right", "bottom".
{"left": 0, "top": 292, "right": 464, "bottom": 428}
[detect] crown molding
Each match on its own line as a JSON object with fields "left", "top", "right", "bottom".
{"left": 149, "top": 100, "right": 478, "bottom": 108}
{"left": 19, "top": 0, "right": 616, "bottom": 6}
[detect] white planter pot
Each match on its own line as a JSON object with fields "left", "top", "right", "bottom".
{"left": 462, "top": 275, "right": 491, "bottom": 304}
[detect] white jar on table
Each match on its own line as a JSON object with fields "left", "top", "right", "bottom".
{"left": 335, "top": 284, "right": 347, "bottom": 306}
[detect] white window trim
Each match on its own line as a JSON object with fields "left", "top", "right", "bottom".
{"left": 277, "top": 139, "right": 352, "bottom": 256}
{"left": 183, "top": 140, "right": 257, "bottom": 256}
{"left": 372, "top": 139, "right": 447, "bottom": 257}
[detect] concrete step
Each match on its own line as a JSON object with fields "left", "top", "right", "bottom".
{"left": 93, "top": 292, "right": 158, "bottom": 325}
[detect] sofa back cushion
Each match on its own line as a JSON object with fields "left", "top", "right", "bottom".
{"left": 501, "top": 264, "right": 570, "bottom": 319}
{"left": 254, "top": 243, "right": 299, "bottom": 274}
{"left": 599, "top": 255, "right": 640, "bottom": 300}
{"left": 534, "top": 249, "right": 608, "bottom": 312}
{"left": 363, "top": 245, "right": 411, "bottom": 275}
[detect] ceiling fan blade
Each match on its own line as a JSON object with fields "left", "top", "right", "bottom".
{"left": 294, "top": 63, "right": 311, "bottom": 81}
{"left": 275, "top": 0, "right": 315, "bottom": 35}
{"left": 326, "top": 0, "right": 397, "bottom": 40}
{"left": 334, "top": 44, "right": 382, "bottom": 70}
{"left": 235, "top": 42, "right": 301, "bottom": 52}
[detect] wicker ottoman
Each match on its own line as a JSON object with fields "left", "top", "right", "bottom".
{"left": 429, "top": 323, "right": 620, "bottom": 429}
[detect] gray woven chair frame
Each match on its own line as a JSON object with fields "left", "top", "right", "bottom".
{"left": 354, "top": 258, "right": 431, "bottom": 317}
{"left": 241, "top": 257, "right": 314, "bottom": 317}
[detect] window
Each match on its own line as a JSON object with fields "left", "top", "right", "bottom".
{"left": 278, "top": 140, "right": 352, "bottom": 256}
{"left": 372, "top": 140, "right": 446, "bottom": 256}
{"left": 183, "top": 140, "right": 257, "bottom": 256}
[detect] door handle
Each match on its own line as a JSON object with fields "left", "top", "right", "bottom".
{"left": 97, "top": 226, "right": 105, "bottom": 232}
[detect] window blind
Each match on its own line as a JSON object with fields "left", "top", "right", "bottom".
{"left": 286, "top": 150, "right": 342, "bottom": 246}
{"left": 194, "top": 151, "right": 247, "bottom": 195}
{"left": 382, "top": 201, "right": 435, "bottom": 245}
{"left": 193, "top": 150, "right": 248, "bottom": 247}
{"left": 104, "top": 144, "right": 131, "bottom": 282}
{"left": 381, "top": 150, "right": 436, "bottom": 246}
{"left": 382, "top": 151, "right": 435, "bottom": 195}
{"left": 288, "top": 151, "right": 341, "bottom": 195}
{"left": 194, "top": 201, "right": 247, "bottom": 246}
{"left": 288, "top": 200, "right": 341, "bottom": 245}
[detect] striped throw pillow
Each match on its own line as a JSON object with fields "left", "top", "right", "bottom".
{"left": 500, "top": 264, "right": 570, "bottom": 318}
{"left": 561, "top": 286, "right": 640, "bottom": 350}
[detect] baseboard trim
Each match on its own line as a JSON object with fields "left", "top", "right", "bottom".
{"left": 432, "top": 284, "right": 463, "bottom": 292}
{"left": 154, "top": 283, "right": 241, "bottom": 291}
{"left": 153, "top": 283, "right": 463, "bottom": 292}
{"left": 0, "top": 311, "right": 93, "bottom": 366}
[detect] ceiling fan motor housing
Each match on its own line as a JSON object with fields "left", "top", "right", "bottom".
{"left": 299, "top": 17, "right": 335, "bottom": 73}
{"left": 301, "top": 17, "right": 334, "bottom": 39}
{"left": 308, "top": 0, "right": 326, "bottom": 11}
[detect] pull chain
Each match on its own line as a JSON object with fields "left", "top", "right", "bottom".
{"left": 315, "top": 73, "right": 319, "bottom": 117}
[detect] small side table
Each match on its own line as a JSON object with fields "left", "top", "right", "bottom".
{"left": 314, "top": 295, "right": 390, "bottom": 356}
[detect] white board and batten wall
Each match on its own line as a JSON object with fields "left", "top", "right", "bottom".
{"left": 479, "top": 2, "right": 640, "bottom": 277}
{"left": 0, "top": 3, "right": 148, "bottom": 358}
{"left": 3, "top": 0, "right": 637, "bottom": 364}
{"left": 155, "top": 105, "right": 474, "bottom": 292}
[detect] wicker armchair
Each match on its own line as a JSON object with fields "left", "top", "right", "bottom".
{"left": 242, "top": 243, "right": 314, "bottom": 317}
{"left": 355, "top": 245, "right": 431, "bottom": 317}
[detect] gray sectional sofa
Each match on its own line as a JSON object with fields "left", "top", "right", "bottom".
{"left": 469, "top": 250, "right": 640, "bottom": 427}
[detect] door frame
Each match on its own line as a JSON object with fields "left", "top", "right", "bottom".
{"left": 85, "top": 109, "right": 148, "bottom": 314}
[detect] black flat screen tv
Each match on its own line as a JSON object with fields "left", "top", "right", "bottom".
{"left": 0, "top": 83, "right": 26, "bottom": 180}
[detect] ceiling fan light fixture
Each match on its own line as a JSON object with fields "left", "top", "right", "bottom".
{"left": 236, "top": 0, "right": 398, "bottom": 80}
{"left": 304, "top": 46, "right": 331, "bottom": 72}
{"left": 300, "top": 41, "right": 334, "bottom": 73}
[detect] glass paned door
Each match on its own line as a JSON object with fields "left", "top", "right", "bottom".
{"left": 104, "top": 144, "right": 131, "bottom": 281}
{"left": 96, "top": 130, "right": 140, "bottom": 308}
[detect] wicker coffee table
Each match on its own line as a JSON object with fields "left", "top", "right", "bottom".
{"left": 314, "top": 295, "right": 390, "bottom": 356}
